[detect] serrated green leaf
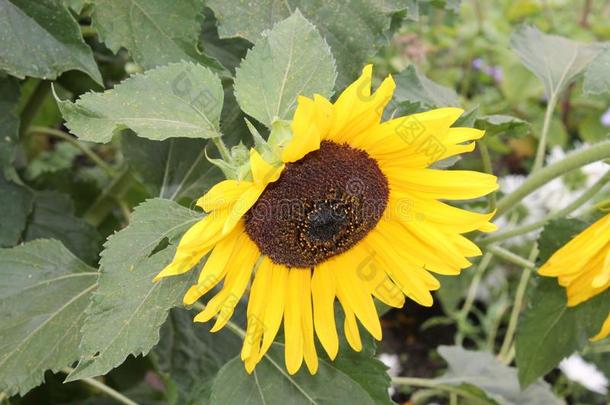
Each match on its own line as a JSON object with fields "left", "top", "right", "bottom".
{"left": 234, "top": 11, "right": 336, "bottom": 127}
{"left": 200, "top": 9, "right": 251, "bottom": 75}
{"left": 154, "top": 308, "right": 243, "bottom": 404}
{"left": 331, "top": 343, "right": 393, "bottom": 405}
{"left": 0, "top": 177, "right": 33, "bottom": 248}
{"left": 515, "top": 218, "right": 610, "bottom": 387}
{"left": 208, "top": 0, "right": 391, "bottom": 87}
{"left": 24, "top": 191, "right": 101, "bottom": 265}
{"left": 91, "top": 0, "right": 223, "bottom": 72}
{"left": 476, "top": 115, "right": 530, "bottom": 138}
{"left": 393, "top": 65, "right": 459, "bottom": 111}
{"left": 537, "top": 218, "right": 588, "bottom": 263}
{"left": 66, "top": 198, "right": 200, "bottom": 381}
{"left": 583, "top": 44, "right": 610, "bottom": 95}
{"left": 0, "top": 239, "right": 97, "bottom": 396}
{"left": 121, "top": 132, "right": 222, "bottom": 202}
{"left": 209, "top": 345, "right": 382, "bottom": 405}
{"left": 0, "top": 76, "right": 20, "bottom": 178}
{"left": 56, "top": 62, "right": 224, "bottom": 143}
{"left": 0, "top": 0, "right": 102, "bottom": 84}
{"left": 436, "top": 346, "right": 561, "bottom": 405}
{"left": 510, "top": 26, "right": 600, "bottom": 99}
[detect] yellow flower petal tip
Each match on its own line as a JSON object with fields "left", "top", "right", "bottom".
{"left": 153, "top": 64, "right": 500, "bottom": 375}
{"left": 538, "top": 213, "right": 610, "bottom": 340}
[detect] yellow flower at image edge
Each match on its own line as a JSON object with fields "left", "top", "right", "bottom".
{"left": 154, "top": 65, "right": 499, "bottom": 374}
{"left": 539, "top": 214, "right": 610, "bottom": 341}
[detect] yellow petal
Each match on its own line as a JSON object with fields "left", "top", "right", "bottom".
{"left": 385, "top": 168, "right": 498, "bottom": 201}
{"left": 337, "top": 289, "right": 362, "bottom": 352}
{"left": 591, "top": 313, "right": 610, "bottom": 341}
{"left": 349, "top": 245, "right": 405, "bottom": 308}
{"left": 183, "top": 222, "right": 244, "bottom": 305}
{"left": 197, "top": 180, "right": 253, "bottom": 212}
{"left": 259, "top": 264, "right": 289, "bottom": 357}
{"left": 328, "top": 65, "right": 396, "bottom": 142}
{"left": 193, "top": 233, "right": 259, "bottom": 327}
{"left": 364, "top": 227, "right": 437, "bottom": 306}
{"left": 311, "top": 262, "right": 339, "bottom": 359}
{"left": 351, "top": 107, "right": 464, "bottom": 161}
{"left": 250, "top": 148, "right": 284, "bottom": 185}
{"left": 333, "top": 254, "right": 382, "bottom": 340}
{"left": 241, "top": 257, "right": 273, "bottom": 361}
{"left": 153, "top": 209, "right": 230, "bottom": 282}
{"left": 282, "top": 96, "right": 327, "bottom": 163}
{"left": 284, "top": 269, "right": 305, "bottom": 374}
{"left": 388, "top": 192, "right": 496, "bottom": 235}
{"left": 300, "top": 270, "right": 318, "bottom": 374}
{"left": 221, "top": 186, "right": 264, "bottom": 236}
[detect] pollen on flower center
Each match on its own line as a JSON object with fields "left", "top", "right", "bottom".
{"left": 244, "top": 141, "right": 389, "bottom": 268}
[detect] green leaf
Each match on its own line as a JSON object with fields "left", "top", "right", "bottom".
{"left": 56, "top": 62, "right": 224, "bottom": 143}
{"left": 436, "top": 346, "right": 562, "bottom": 405}
{"left": 0, "top": 0, "right": 102, "bottom": 84}
{"left": 200, "top": 9, "right": 250, "bottom": 75}
{"left": 91, "top": 0, "right": 222, "bottom": 71}
{"left": 331, "top": 341, "right": 393, "bottom": 405}
{"left": 516, "top": 278, "right": 610, "bottom": 389}
{"left": 0, "top": 239, "right": 97, "bottom": 396}
{"left": 208, "top": 0, "right": 391, "bottom": 86}
{"left": 0, "top": 76, "right": 20, "bottom": 178}
{"left": 62, "top": 0, "right": 89, "bottom": 13}
{"left": 583, "top": 44, "right": 610, "bottom": 95}
{"left": 393, "top": 65, "right": 459, "bottom": 111}
{"left": 24, "top": 191, "right": 101, "bottom": 265}
{"left": 516, "top": 218, "right": 610, "bottom": 388}
{"left": 154, "top": 308, "right": 243, "bottom": 404}
{"left": 234, "top": 11, "right": 336, "bottom": 127}
{"left": 537, "top": 217, "right": 588, "bottom": 263}
{"left": 25, "top": 142, "right": 80, "bottom": 180}
{"left": 208, "top": 345, "right": 384, "bottom": 405}
{"left": 0, "top": 177, "right": 33, "bottom": 248}
{"left": 121, "top": 132, "right": 222, "bottom": 202}
{"left": 66, "top": 198, "right": 200, "bottom": 381}
{"left": 510, "top": 26, "right": 600, "bottom": 99}
{"left": 476, "top": 115, "right": 530, "bottom": 138}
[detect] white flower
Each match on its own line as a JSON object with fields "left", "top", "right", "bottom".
{"left": 378, "top": 353, "right": 401, "bottom": 396}
{"left": 495, "top": 144, "right": 609, "bottom": 239}
{"left": 378, "top": 352, "right": 400, "bottom": 377}
{"left": 559, "top": 354, "right": 608, "bottom": 395}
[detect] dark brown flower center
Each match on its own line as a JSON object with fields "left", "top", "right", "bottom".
{"left": 244, "top": 141, "right": 389, "bottom": 268}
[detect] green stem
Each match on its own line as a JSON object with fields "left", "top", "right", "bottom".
{"left": 532, "top": 95, "right": 557, "bottom": 173}
{"left": 60, "top": 368, "right": 138, "bottom": 405}
{"left": 212, "top": 137, "right": 232, "bottom": 162}
{"left": 482, "top": 169, "right": 610, "bottom": 245}
{"left": 498, "top": 245, "right": 539, "bottom": 361}
{"left": 391, "top": 377, "right": 488, "bottom": 404}
{"left": 479, "top": 141, "right": 497, "bottom": 211}
{"left": 495, "top": 140, "right": 610, "bottom": 217}
{"left": 28, "top": 126, "right": 117, "bottom": 178}
{"left": 80, "top": 25, "right": 97, "bottom": 38}
{"left": 83, "top": 169, "right": 135, "bottom": 226}
{"left": 19, "top": 80, "right": 51, "bottom": 138}
{"left": 486, "top": 246, "right": 536, "bottom": 270}
{"left": 455, "top": 253, "right": 493, "bottom": 345}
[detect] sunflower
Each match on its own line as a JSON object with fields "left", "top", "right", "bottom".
{"left": 538, "top": 213, "right": 610, "bottom": 341}
{"left": 154, "top": 65, "right": 498, "bottom": 374}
